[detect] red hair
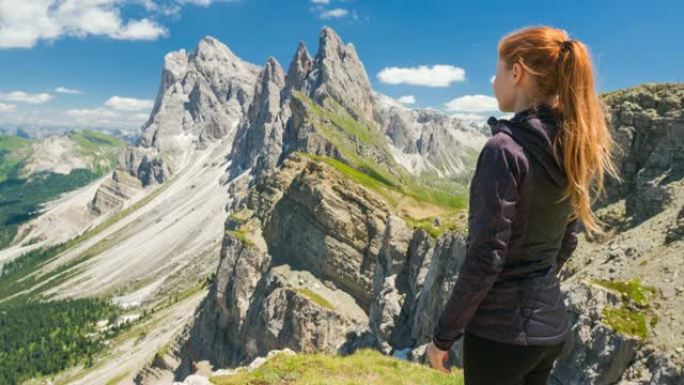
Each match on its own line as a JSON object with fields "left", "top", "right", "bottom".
{"left": 498, "top": 26, "right": 622, "bottom": 237}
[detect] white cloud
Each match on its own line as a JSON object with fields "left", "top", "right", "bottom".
{"left": 444, "top": 94, "right": 499, "bottom": 113}
{"left": 397, "top": 95, "right": 416, "bottom": 105}
{"left": 377, "top": 65, "right": 466, "bottom": 87}
{"left": 66, "top": 107, "right": 118, "bottom": 119}
{"left": 320, "top": 8, "right": 348, "bottom": 19}
{"left": 450, "top": 112, "right": 487, "bottom": 121}
{"left": 0, "top": 93, "right": 153, "bottom": 131}
{"left": 0, "top": 91, "right": 53, "bottom": 104}
{"left": 111, "top": 18, "right": 168, "bottom": 40}
{"left": 104, "top": 96, "right": 154, "bottom": 111}
{"left": 0, "top": 106, "right": 149, "bottom": 130}
{"left": 0, "top": 0, "right": 170, "bottom": 49}
{"left": 179, "top": 0, "right": 234, "bottom": 6}
{"left": 310, "top": 0, "right": 330, "bottom": 4}
{"left": 55, "top": 86, "right": 82, "bottom": 94}
{"left": 0, "top": 102, "right": 16, "bottom": 112}
{"left": 490, "top": 75, "right": 496, "bottom": 84}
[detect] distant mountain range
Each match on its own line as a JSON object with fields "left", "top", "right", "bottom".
{"left": 0, "top": 129, "right": 125, "bottom": 252}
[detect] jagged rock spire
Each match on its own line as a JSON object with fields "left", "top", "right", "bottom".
{"left": 249, "top": 57, "right": 287, "bottom": 123}
{"left": 304, "top": 26, "right": 376, "bottom": 123}
{"left": 283, "top": 41, "right": 314, "bottom": 100}
{"left": 229, "top": 56, "right": 288, "bottom": 179}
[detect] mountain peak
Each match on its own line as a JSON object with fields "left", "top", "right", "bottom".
{"left": 318, "top": 26, "right": 344, "bottom": 56}
{"left": 306, "top": 26, "right": 375, "bottom": 122}
{"left": 192, "top": 35, "right": 241, "bottom": 64}
{"left": 283, "top": 41, "right": 313, "bottom": 98}
{"left": 264, "top": 56, "right": 283, "bottom": 74}
{"left": 294, "top": 40, "right": 313, "bottom": 65}
{"left": 129, "top": 36, "right": 260, "bottom": 184}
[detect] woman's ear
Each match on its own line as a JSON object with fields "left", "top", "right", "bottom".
{"left": 512, "top": 62, "right": 524, "bottom": 86}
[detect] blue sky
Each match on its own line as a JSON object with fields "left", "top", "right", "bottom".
{"left": 0, "top": 0, "right": 682, "bottom": 132}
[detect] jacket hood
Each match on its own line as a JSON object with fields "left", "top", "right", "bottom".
{"left": 486, "top": 104, "right": 567, "bottom": 187}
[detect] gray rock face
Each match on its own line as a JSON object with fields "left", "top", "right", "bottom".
{"left": 126, "top": 36, "right": 260, "bottom": 186}
{"left": 88, "top": 169, "right": 143, "bottom": 215}
{"left": 369, "top": 222, "right": 467, "bottom": 358}
{"left": 227, "top": 26, "right": 381, "bottom": 184}
{"left": 602, "top": 84, "right": 684, "bottom": 223}
{"left": 304, "top": 26, "right": 376, "bottom": 124}
{"left": 226, "top": 27, "right": 488, "bottom": 189}
{"left": 90, "top": 36, "right": 260, "bottom": 216}
{"left": 553, "top": 282, "right": 641, "bottom": 385}
{"left": 283, "top": 42, "right": 314, "bottom": 99}
{"left": 373, "top": 92, "right": 486, "bottom": 182}
{"left": 551, "top": 282, "right": 684, "bottom": 385}
{"left": 229, "top": 57, "right": 288, "bottom": 180}
{"left": 228, "top": 26, "right": 388, "bottom": 183}
{"left": 135, "top": 152, "right": 472, "bottom": 383}
{"left": 136, "top": 154, "right": 380, "bottom": 383}
{"left": 547, "top": 84, "right": 684, "bottom": 385}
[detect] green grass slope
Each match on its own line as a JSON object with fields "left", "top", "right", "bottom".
{"left": 210, "top": 348, "right": 463, "bottom": 385}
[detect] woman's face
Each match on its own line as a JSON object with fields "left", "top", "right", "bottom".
{"left": 492, "top": 57, "right": 517, "bottom": 113}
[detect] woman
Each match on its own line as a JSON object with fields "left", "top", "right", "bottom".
{"left": 426, "top": 26, "right": 622, "bottom": 385}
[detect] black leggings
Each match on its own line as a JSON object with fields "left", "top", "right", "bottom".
{"left": 463, "top": 331, "right": 565, "bottom": 385}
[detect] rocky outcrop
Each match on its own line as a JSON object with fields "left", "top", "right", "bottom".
{"left": 262, "top": 158, "right": 391, "bottom": 311}
{"left": 303, "top": 27, "right": 377, "bottom": 124}
{"left": 602, "top": 83, "right": 684, "bottom": 224}
{"left": 550, "top": 282, "right": 684, "bottom": 385}
{"left": 135, "top": 152, "right": 471, "bottom": 383}
{"left": 227, "top": 27, "right": 382, "bottom": 184}
{"left": 547, "top": 84, "right": 684, "bottom": 384}
{"left": 283, "top": 42, "right": 314, "bottom": 98}
{"left": 112, "top": 36, "right": 259, "bottom": 191}
{"left": 370, "top": 226, "right": 466, "bottom": 351}
{"left": 88, "top": 168, "right": 143, "bottom": 215}
{"left": 141, "top": 36, "right": 259, "bottom": 158}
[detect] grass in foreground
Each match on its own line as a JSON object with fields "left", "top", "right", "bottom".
{"left": 210, "top": 348, "right": 463, "bottom": 385}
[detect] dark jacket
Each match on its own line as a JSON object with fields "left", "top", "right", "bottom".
{"left": 432, "top": 104, "right": 580, "bottom": 351}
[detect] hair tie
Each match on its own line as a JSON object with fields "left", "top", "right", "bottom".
{"left": 560, "top": 40, "right": 573, "bottom": 53}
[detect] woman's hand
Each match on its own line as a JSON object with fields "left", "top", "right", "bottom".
{"left": 426, "top": 341, "right": 451, "bottom": 373}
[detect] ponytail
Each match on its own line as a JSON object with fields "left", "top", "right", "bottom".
{"left": 498, "top": 26, "right": 623, "bottom": 238}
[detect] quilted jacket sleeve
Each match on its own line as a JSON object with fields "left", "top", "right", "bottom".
{"left": 555, "top": 217, "right": 580, "bottom": 273}
{"left": 431, "top": 134, "right": 526, "bottom": 352}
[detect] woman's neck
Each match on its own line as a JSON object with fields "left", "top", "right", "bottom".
{"left": 513, "top": 94, "right": 559, "bottom": 113}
